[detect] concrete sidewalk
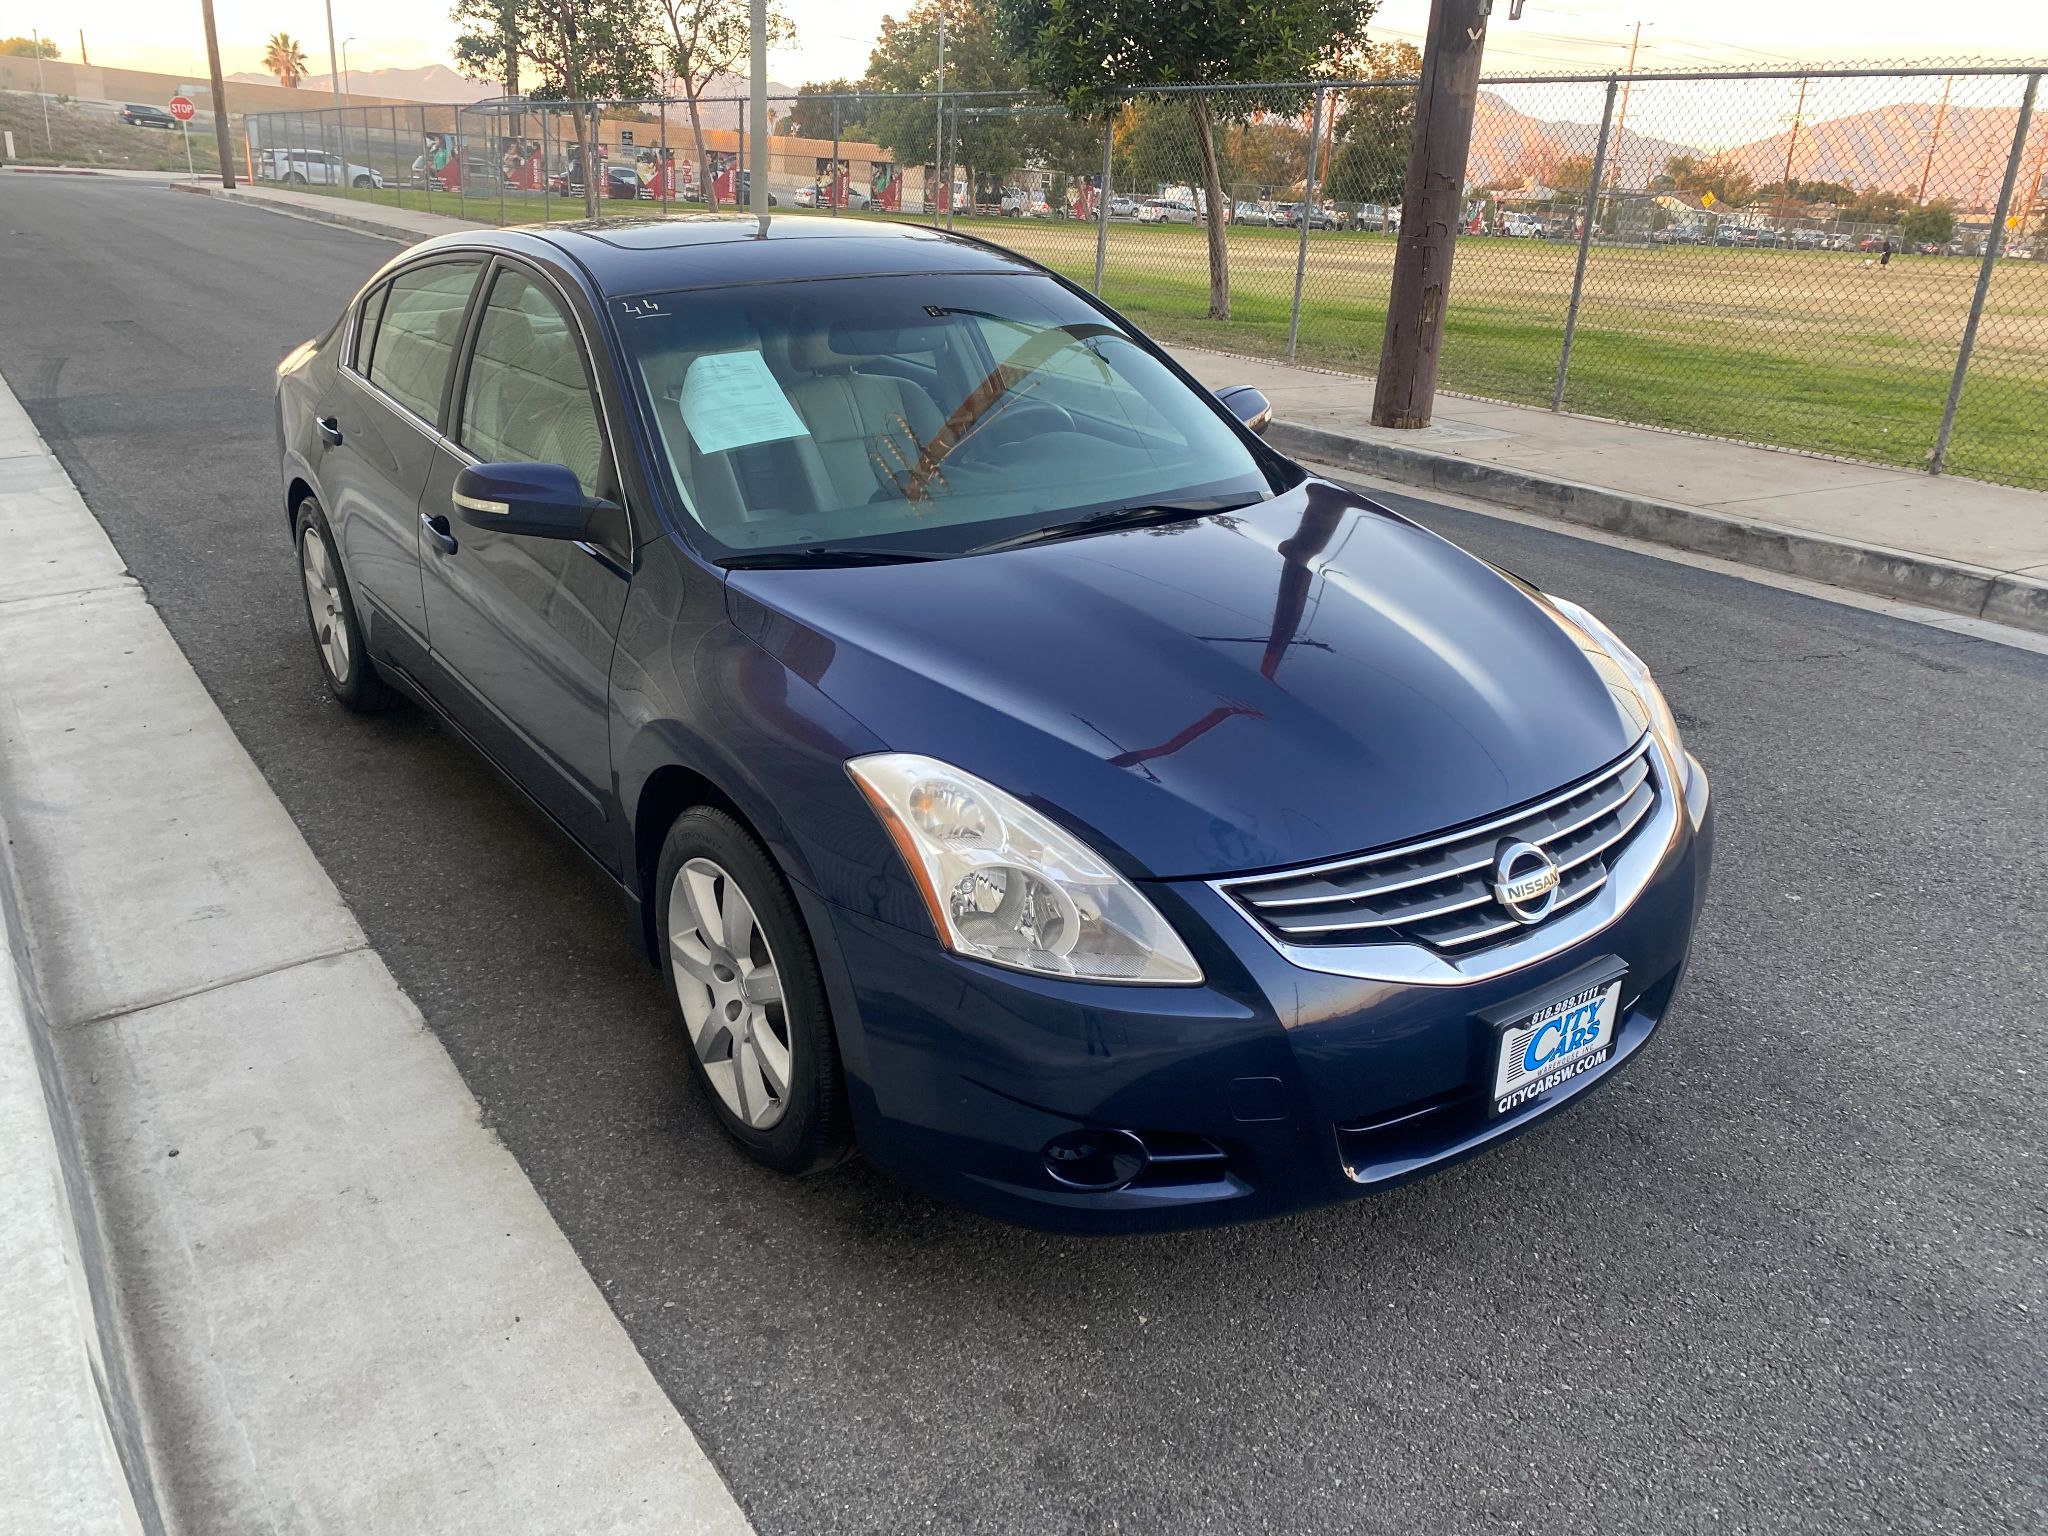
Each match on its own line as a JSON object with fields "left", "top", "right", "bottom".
{"left": 168, "top": 178, "right": 2048, "bottom": 633}
{"left": 0, "top": 375, "right": 753, "bottom": 1532}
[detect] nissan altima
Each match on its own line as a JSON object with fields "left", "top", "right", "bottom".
{"left": 276, "top": 217, "right": 1711, "bottom": 1233}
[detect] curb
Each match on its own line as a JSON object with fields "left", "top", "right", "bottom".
{"left": 1269, "top": 419, "right": 2048, "bottom": 636}
{"left": 170, "top": 181, "right": 470, "bottom": 242}
{"left": 0, "top": 799, "right": 166, "bottom": 1535}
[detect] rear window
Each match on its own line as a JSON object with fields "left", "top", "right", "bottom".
{"left": 362, "top": 261, "right": 481, "bottom": 424}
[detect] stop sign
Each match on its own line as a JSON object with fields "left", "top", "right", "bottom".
{"left": 168, "top": 96, "right": 196, "bottom": 122}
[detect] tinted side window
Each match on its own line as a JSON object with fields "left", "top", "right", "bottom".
{"left": 459, "top": 268, "right": 612, "bottom": 501}
{"left": 352, "top": 283, "right": 389, "bottom": 373}
{"left": 365, "top": 261, "right": 481, "bottom": 425}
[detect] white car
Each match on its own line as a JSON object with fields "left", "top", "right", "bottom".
{"left": 259, "top": 147, "right": 385, "bottom": 190}
{"left": 1137, "top": 197, "right": 1199, "bottom": 225}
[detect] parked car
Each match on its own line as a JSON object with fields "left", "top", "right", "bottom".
{"left": 1272, "top": 202, "right": 1337, "bottom": 230}
{"left": 1501, "top": 213, "right": 1546, "bottom": 238}
{"left": 1136, "top": 197, "right": 1197, "bottom": 225}
{"left": 275, "top": 218, "right": 1710, "bottom": 1233}
{"left": 258, "top": 147, "right": 385, "bottom": 190}
{"left": 794, "top": 183, "right": 871, "bottom": 210}
{"left": 1107, "top": 194, "right": 1139, "bottom": 219}
{"left": 1233, "top": 201, "right": 1273, "bottom": 227}
{"left": 119, "top": 103, "right": 179, "bottom": 130}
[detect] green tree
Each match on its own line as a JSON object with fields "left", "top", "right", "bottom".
{"left": 1900, "top": 199, "right": 1956, "bottom": 246}
{"left": 1846, "top": 186, "right": 1907, "bottom": 224}
{"left": 652, "top": 0, "right": 792, "bottom": 212}
{"left": 1547, "top": 152, "right": 1595, "bottom": 194}
{"left": 453, "top": 0, "right": 658, "bottom": 218}
{"left": 1232, "top": 120, "right": 1306, "bottom": 195}
{"left": 864, "top": 0, "right": 1026, "bottom": 208}
{"left": 2, "top": 36, "right": 61, "bottom": 58}
{"left": 788, "top": 79, "right": 867, "bottom": 141}
{"left": 1653, "top": 152, "right": 1753, "bottom": 208}
{"left": 1323, "top": 41, "right": 1418, "bottom": 208}
{"left": 263, "top": 33, "right": 309, "bottom": 88}
{"left": 1116, "top": 97, "right": 1233, "bottom": 196}
{"left": 997, "top": 0, "right": 1377, "bottom": 319}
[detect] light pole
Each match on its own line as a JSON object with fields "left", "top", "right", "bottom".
{"left": 323, "top": 1, "right": 344, "bottom": 108}
{"left": 32, "top": 29, "right": 52, "bottom": 150}
{"left": 342, "top": 38, "right": 356, "bottom": 98}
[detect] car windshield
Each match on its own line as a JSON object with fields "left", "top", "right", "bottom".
{"left": 612, "top": 271, "right": 1282, "bottom": 558}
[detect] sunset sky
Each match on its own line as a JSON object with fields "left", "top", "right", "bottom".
{"left": 18, "top": 0, "right": 2048, "bottom": 99}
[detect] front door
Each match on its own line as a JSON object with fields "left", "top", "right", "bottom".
{"left": 418, "top": 261, "right": 631, "bottom": 867}
{"left": 323, "top": 257, "right": 484, "bottom": 677}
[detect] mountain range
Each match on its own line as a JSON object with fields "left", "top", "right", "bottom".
{"left": 1464, "top": 88, "right": 2036, "bottom": 208}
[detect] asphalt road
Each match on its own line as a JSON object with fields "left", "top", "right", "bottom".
{"left": 4, "top": 177, "right": 2044, "bottom": 1536}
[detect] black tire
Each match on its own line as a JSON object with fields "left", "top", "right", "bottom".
{"left": 655, "top": 807, "right": 851, "bottom": 1176}
{"left": 285, "top": 171, "right": 306, "bottom": 184}
{"left": 293, "top": 498, "right": 394, "bottom": 713}
{"left": 353, "top": 175, "right": 374, "bottom": 189}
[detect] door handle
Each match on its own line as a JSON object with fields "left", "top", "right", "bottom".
{"left": 420, "top": 511, "right": 458, "bottom": 555}
{"left": 316, "top": 415, "right": 343, "bottom": 446}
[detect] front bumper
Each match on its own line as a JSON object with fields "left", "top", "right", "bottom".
{"left": 806, "top": 753, "right": 1713, "bottom": 1234}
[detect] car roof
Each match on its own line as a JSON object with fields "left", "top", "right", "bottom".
{"left": 401, "top": 217, "right": 1044, "bottom": 297}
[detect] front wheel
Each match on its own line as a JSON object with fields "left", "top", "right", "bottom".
{"left": 285, "top": 171, "right": 306, "bottom": 184}
{"left": 353, "top": 175, "right": 374, "bottom": 189}
{"left": 656, "top": 807, "right": 850, "bottom": 1175}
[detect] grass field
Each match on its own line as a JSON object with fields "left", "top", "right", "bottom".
{"left": 241, "top": 176, "right": 2048, "bottom": 489}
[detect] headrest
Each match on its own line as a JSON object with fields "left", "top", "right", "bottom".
{"left": 829, "top": 319, "right": 949, "bottom": 358}
{"left": 642, "top": 309, "right": 763, "bottom": 398}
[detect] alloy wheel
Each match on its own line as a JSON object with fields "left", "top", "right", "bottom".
{"left": 667, "top": 856, "right": 792, "bottom": 1130}
{"left": 299, "top": 526, "right": 351, "bottom": 683}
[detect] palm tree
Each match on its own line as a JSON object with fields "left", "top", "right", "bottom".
{"left": 264, "top": 33, "right": 309, "bottom": 89}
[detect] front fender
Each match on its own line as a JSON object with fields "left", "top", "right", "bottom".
{"left": 609, "top": 544, "right": 906, "bottom": 923}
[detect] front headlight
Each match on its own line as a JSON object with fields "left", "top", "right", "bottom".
{"left": 847, "top": 754, "right": 1203, "bottom": 985}
{"left": 1542, "top": 595, "right": 1685, "bottom": 769}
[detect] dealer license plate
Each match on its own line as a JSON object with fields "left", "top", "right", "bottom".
{"left": 1490, "top": 975, "right": 1623, "bottom": 1117}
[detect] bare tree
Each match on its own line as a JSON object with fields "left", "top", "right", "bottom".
{"left": 653, "top": 0, "right": 793, "bottom": 213}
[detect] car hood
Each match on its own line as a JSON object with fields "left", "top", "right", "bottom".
{"left": 725, "top": 479, "right": 1642, "bottom": 879}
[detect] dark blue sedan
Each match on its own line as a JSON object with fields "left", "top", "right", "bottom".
{"left": 276, "top": 217, "right": 1711, "bottom": 1232}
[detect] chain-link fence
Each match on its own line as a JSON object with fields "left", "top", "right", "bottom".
{"left": 245, "top": 62, "right": 2048, "bottom": 489}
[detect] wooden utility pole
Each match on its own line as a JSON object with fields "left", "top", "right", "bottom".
{"left": 1371, "top": 0, "right": 1493, "bottom": 429}
{"left": 1915, "top": 76, "right": 1952, "bottom": 204}
{"left": 199, "top": 0, "right": 236, "bottom": 188}
{"left": 1781, "top": 76, "right": 1809, "bottom": 191}
{"left": 1607, "top": 20, "right": 1643, "bottom": 189}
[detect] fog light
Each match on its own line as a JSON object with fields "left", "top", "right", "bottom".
{"left": 1043, "top": 1128, "right": 1149, "bottom": 1192}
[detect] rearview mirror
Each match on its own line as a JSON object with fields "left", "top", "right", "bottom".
{"left": 1216, "top": 385, "right": 1274, "bottom": 437}
{"left": 452, "top": 463, "right": 610, "bottom": 540}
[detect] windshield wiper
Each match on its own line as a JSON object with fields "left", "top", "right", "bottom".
{"left": 717, "top": 546, "right": 946, "bottom": 570}
{"left": 968, "top": 494, "right": 1266, "bottom": 555}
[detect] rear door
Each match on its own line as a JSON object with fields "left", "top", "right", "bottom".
{"left": 416, "top": 259, "right": 631, "bottom": 865}
{"left": 321, "top": 257, "right": 484, "bottom": 676}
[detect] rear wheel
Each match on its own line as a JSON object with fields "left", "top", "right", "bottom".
{"left": 656, "top": 807, "right": 850, "bottom": 1175}
{"left": 294, "top": 498, "right": 393, "bottom": 713}
{"left": 285, "top": 171, "right": 306, "bottom": 184}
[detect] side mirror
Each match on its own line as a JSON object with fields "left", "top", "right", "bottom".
{"left": 1216, "top": 384, "right": 1274, "bottom": 437}
{"left": 452, "top": 462, "right": 609, "bottom": 540}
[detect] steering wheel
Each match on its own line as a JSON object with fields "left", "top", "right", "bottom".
{"left": 954, "top": 399, "right": 1077, "bottom": 460}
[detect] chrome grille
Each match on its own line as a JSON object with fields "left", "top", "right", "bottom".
{"left": 1220, "top": 738, "right": 1658, "bottom": 956}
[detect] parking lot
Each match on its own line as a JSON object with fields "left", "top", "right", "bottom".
{"left": 3, "top": 176, "right": 2044, "bottom": 1534}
